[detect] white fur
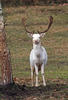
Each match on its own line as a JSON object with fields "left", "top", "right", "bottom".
{"left": 30, "top": 34, "right": 47, "bottom": 87}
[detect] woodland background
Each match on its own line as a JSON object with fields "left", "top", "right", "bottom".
{"left": 2, "top": 0, "right": 68, "bottom": 6}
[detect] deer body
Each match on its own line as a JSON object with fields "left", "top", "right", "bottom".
{"left": 30, "top": 40, "right": 47, "bottom": 65}
{"left": 30, "top": 45, "right": 47, "bottom": 67}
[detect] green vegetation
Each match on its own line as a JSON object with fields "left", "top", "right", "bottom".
{"left": 2, "top": 5, "right": 68, "bottom": 81}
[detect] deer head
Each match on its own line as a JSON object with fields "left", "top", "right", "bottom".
{"left": 22, "top": 16, "right": 53, "bottom": 45}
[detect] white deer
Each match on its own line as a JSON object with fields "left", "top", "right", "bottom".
{"left": 23, "top": 16, "right": 53, "bottom": 87}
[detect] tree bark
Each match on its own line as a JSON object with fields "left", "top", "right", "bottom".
{"left": 0, "top": 0, "right": 13, "bottom": 85}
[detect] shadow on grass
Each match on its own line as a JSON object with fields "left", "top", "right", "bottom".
{"left": 0, "top": 82, "right": 68, "bottom": 100}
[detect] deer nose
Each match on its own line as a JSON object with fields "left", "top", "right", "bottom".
{"left": 35, "top": 40, "right": 39, "bottom": 44}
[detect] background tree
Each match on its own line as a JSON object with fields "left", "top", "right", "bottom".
{"left": 0, "top": 0, "right": 13, "bottom": 85}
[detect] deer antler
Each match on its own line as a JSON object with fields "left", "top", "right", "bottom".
{"left": 22, "top": 18, "right": 33, "bottom": 34}
{"left": 38, "top": 16, "right": 53, "bottom": 34}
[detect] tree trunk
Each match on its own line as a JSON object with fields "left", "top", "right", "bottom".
{"left": 0, "top": 0, "right": 13, "bottom": 85}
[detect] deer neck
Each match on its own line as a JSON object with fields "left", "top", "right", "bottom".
{"left": 33, "top": 42, "right": 41, "bottom": 50}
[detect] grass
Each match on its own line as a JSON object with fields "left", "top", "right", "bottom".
{"left": 2, "top": 5, "right": 68, "bottom": 81}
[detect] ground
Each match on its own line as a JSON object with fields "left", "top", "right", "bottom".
{"left": 0, "top": 78, "right": 68, "bottom": 100}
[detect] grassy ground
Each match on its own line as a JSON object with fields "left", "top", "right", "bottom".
{"left": 3, "top": 5, "right": 68, "bottom": 79}
{"left": 0, "top": 4, "right": 68, "bottom": 100}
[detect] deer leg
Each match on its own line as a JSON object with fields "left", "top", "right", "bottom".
{"left": 31, "top": 67, "right": 34, "bottom": 86}
{"left": 35, "top": 64, "right": 39, "bottom": 87}
{"left": 41, "top": 64, "right": 46, "bottom": 86}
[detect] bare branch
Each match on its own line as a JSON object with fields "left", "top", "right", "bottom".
{"left": 3, "top": 19, "right": 7, "bottom": 28}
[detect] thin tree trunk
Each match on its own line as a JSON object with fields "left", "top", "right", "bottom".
{"left": 0, "top": 0, "right": 13, "bottom": 85}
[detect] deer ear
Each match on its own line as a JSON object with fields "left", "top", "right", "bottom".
{"left": 27, "top": 33, "right": 33, "bottom": 38}
{"left": 40, "top": 33, "right": 46, "bottom": 38}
